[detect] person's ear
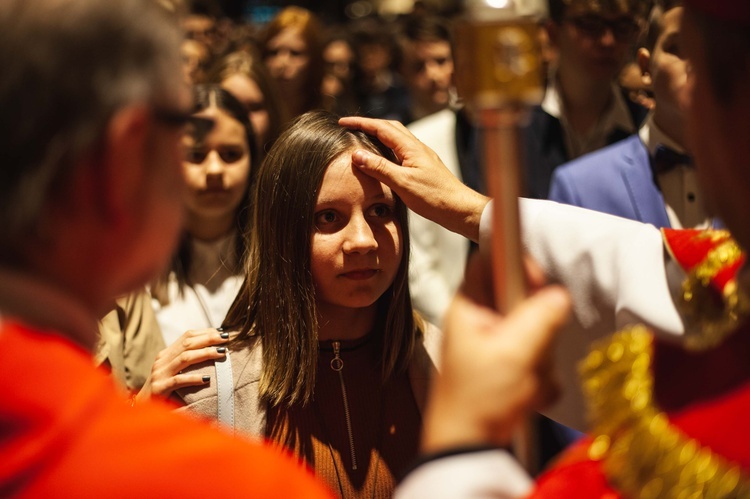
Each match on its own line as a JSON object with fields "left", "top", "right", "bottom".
{"left": 637, "top": 47, "right": 652, "bottom": 87}
{"left": 97, "top": 104, "right": 152, "bottom": 228}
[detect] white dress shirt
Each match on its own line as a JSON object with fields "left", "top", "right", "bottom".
{"left": 639, "top": 117, "right": 712, "bottom": 229}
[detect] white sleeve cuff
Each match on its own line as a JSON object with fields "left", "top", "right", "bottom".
{"left": 395, "top": 449, "right": 532, "bottom": 499}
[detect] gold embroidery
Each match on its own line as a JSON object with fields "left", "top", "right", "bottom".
{"left": 663, "top": 230, "right": 750, "bottom": 351}
{"left": 580, "top": 326, "right": 750, "bottom": 497}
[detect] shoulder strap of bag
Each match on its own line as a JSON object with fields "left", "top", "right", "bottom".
{"left": 214, "top": 351, "right": 235, "bottom": 432}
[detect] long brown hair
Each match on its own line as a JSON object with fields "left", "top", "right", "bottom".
{"left": 224, "top": 110, "right": 422, "bottom": 407}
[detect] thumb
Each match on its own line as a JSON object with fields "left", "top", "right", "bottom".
{"left": 501, "top": 285, "right": 571, "bottom": 363}
{"left": 351, "top": 149, "right": 402, "bottom": 188}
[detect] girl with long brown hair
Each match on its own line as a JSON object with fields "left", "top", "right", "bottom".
{"left": 156, "top": 111, "right": 439, "bottom": 497}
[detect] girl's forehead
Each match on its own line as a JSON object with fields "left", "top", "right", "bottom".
{"left": 317, "top": 152, "right": 393, "bottom": 200}
{"left": 190, "top": 107, "right": 245, "bottom": 142}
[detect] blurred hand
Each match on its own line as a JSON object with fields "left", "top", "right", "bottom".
{"left": 421, "top": 255, "right": 571, "bottom": 452}
{"left": 338, "top": 116, "right": 489, "bottom": 242}
{"left": 137, "top": 328, "right": 229, "bottom": 401}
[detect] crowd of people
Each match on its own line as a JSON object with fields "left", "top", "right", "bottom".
{"left": 3, "top": 0, "right": 750, "bottom": 497}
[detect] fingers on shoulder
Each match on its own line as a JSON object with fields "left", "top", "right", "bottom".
{"left": 177, "top": 328, "right": 227, "bottom": 351}
{"left": 155, "top": 372, "right": 211, "bottom": 393}
{"left": 175, "top": 345, "right": 227, "bottom": 370}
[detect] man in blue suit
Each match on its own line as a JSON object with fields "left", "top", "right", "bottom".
{"left": 550, "top": 0, "right": 714, "bottom": 230}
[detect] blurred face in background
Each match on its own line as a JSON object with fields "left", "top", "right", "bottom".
{"left": 550, "top": 4, "right": 642, "bottom": 83}
{"left": 646, "top": 7, "right": 687, "bottom": 134}
{"left": 183, "top": 14, "right": 217, "bottom": 53}
{"left": 181, "top": 106, "right": 251, "bottom": 235}
{"left": 324, "top": 39, "right": 355, "bottom": 83}
{"left": 221, "top": 73, "right": 269, "bottom": 151}
{"left": 358, "top": 42, "right": 391, "bottom": 79}
{"left": 180, "top": 39, "right": 210, "bottom": 84}
{"left": 264, "top": 28, "right": 310, "bottom": 92}
{"left": 400, "top": 38, "right": 454, "bottom": 113}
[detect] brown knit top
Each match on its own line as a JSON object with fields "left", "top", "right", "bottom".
{"left": 266, "top": 334, "right": 422, "bottom": 498}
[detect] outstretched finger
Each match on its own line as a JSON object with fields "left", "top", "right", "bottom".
{"left": 351, "top": 149, "right": 407, "bottom": 189}
{"left": 174, "top": 328, "right": 229, "bottom": 352}
{"left": 170, "top": 345, "right": 228, "bottom": 376}
{"left": 152, "top": 372, "right": 212, "bottom": 396}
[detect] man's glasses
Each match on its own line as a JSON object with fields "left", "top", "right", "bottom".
{"left": 565, "top": 15, "right": 641, "bottom": 42}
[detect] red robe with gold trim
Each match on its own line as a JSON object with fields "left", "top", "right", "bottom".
{"left": 530, "top": 229, "right": 750, "bottom": 497}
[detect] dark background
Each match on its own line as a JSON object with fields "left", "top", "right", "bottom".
{"left": 219, "top": 0, "right": 360, "bottom": 25}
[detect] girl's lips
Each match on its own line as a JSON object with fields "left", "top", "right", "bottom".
{"left": 340, "top": 269, "right": 378, "bottom": 280}
{"left": 201, "top": 188, "right": 228, "bottom": 195}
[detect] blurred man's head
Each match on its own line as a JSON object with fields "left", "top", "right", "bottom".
{"left": 0, "top": 0, "right": 189, "bottom": 313}
{"left": 398, "top": 16, "right": 455, "bottom": 119}
{"left": 547, "top": 0, "right": 651, "bottom": 83}
{"left": 182, "top": 1, "right": 219, "bottom": 54}
{"left": 681, "top": 0, "right": 750, "bottom": 247}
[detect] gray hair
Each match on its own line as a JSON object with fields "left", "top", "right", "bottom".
{"left": 0, "top": 0, "right": 184, "bottom": 259}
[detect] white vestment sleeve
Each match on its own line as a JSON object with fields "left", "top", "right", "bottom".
{"left": 481, "top": 198, "right": 686, "bottom": 430}
{"left": 394, "top": 449, "right": 532, "bottom": 499}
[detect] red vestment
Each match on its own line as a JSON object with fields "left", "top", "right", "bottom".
{"left": 0, "top": 321, "right": 333, "bottom": 498}
{"left": 531, "top": 229, "right": 750, "bottom": 497}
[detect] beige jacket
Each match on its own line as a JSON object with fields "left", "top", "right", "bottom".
{"left": 177, "top": 323, "right": 442, "bottom": 439}
{"left": 95, "top": 291, "right": 165, "bottom": 392}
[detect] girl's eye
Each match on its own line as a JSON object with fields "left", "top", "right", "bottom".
{"left": 185, "top": 149, "right": 208, "bottom": 164}
{"left": 368, "top": 204, "right": 393, "bottom": 218}
{"left": 314, "top": 210, "right": 339, "bottom": 230}
{"left": 219, "top": 148, "right": 245, "bottom": 164}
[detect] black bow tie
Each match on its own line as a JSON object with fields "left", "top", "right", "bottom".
{"left": 653, "top": 145, "right": 693, "bottom": 174}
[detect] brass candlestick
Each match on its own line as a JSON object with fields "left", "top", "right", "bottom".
{"left": 454, "top": 0, "right": 547, "bottom": 474}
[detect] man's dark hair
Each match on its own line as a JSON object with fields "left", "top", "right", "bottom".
{"left": 0, "top": 0, "right": 183, "bottom": 261}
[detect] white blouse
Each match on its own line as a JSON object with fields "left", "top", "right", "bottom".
{"left": 153, "top": 232, "right": 244, "bottom": 346}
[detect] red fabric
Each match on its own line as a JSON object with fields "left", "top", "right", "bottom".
{"left": 529, "top": 440, "right": 620, "bottom": 498}
{"left": 662, "top": 229, "right": 745, "bottom": 294}
{"left": 684, "top": 0, "right": 750, "bottom": 24}
{"left": 0, "top": 322, "right": 333, "bottom": 498}
{"left": 531, "top": 377, "right": 750, "bottom": 498}
{"left": 669, "top": 378, "right": 750, "bottom": 472}
{"left": 653, "top": 322, "right": 750, "bottom": 472}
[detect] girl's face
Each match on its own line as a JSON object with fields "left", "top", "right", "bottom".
{"left": 181, "top": 106, "right": 251, "bottom": 229}
{"left": 264, "top": 28, "right": 310, "bottom": 88}
{"left": 310, "top": 150, "right": 402, "bottom": 315}
{"left": 221, "top": 73, "right": 269, "bottom": 151}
